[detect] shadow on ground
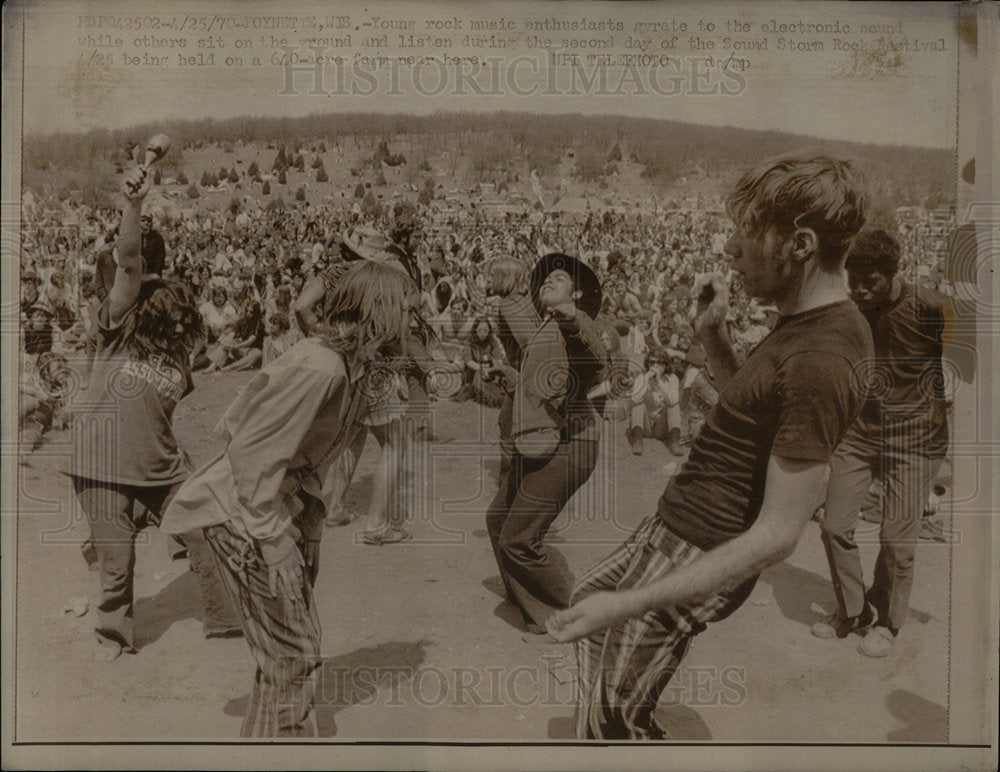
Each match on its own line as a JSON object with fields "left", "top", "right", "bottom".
{"left": 224, "top": 639, "right": 433, "bottom": 737}
{"left": 885, "top": 689, "right": 947, "bottom": 741}
{"left": 133, "top": 571, "right": 202, "bottom": 649}
{"left": 761, "top": 560, "right": 934, "bottom": 628}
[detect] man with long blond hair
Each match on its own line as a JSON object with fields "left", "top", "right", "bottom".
{"left": 546, "top": 151, "right": 874, "bottom": 739}
{"left": 161, "top": 260, "right": 420, "bottom": 737}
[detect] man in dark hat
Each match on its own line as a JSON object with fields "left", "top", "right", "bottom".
{"left": 486, "top": 252, "right": 608, "bottom": 637}
{"left": 547, "top": 151, "right": 874, "bottom": 739}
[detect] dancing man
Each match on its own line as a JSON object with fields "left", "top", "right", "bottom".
{"left": 813, "top": 229, "right": 963, "bottom": 656}
{"left": 546, "top": 151, "right": 873, "bottom": 739}
{"left": 487, "top": 253, "right": 608, "bottom": 636}
{"left": 161, "top": 259, "right": 421, "bottom": 735}
{"left": 72, "top": 160, "right": 240, "bottom": 662}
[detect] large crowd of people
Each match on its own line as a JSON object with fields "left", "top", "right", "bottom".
{"left": 15, "top": 151, "right": 962, "bottom": 738}
{"left": 17, "top": 180, "right": 956, "bottom": 461}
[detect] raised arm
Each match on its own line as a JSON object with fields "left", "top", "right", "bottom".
{"left": 692, "top": 274, "right": 740, "bottom": 389}
{"left": 553, "top": 307, "right": 607, "bottom": 364}
{"left": 293, "top": 274, "right": 327, "bottom": 335}
{"left": 108, "top": 168, "right": 151, "bottom": 324}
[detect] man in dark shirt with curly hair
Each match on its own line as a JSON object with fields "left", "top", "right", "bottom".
{"left": 812, "top": 229, "right": 958, "bottom": 657}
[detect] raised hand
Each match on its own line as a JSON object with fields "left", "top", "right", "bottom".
{"left": 122, "top": 133, "right": 171, "bottom": 199}
{"left": 692, "top": 273, "right": 730, "bottom": 339}
{"left": 121, "top": 167, "right": 151, "bottom": 201}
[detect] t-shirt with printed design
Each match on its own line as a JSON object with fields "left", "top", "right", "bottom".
{"left": 72, "top": 306, "right": 193, "bottom": 487}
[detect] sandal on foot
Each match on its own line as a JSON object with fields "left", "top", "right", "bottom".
{"left": 326, "top": 508, "right": 361, "bottom": 527}
{"left": 361, "top": 525, "right": 412, "bottom": 545}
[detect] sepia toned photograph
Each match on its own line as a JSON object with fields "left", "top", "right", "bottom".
{"left": 2, "top": 1, "right": 997, "bottom": 769}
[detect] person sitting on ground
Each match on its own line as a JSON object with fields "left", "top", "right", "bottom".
{"left": 680, "top": 344, "right": 717, "bottom": 443}
{"left": 262, "top": 311, "right": 302, "bottom": 366}
{"left": 454, "top": 315, "right": 514, "bottom": 408}
{"left": 19, "top": 351, "right": 73, "bottom": 461}
{"left": 626, "top": 347, "right": 684, "bottom": 456}
{"left": 206, "top": 300, "right": 264, "bottom": 372}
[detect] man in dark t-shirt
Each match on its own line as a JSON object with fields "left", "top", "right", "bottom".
{"left": 813, "top": 229, "right": 961, "bottom": 657}
{"left": 140, "top": 213, "right": 166, "bottom": 277}
{"left": 546, "top": 151, "right": 873, "bottom": 740}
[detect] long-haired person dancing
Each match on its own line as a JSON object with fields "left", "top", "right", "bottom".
{"left": 72, "top": 165, "right": 240, "bottom": 662}
{"left": 161, "top": 260, "right": 420, "bottom": 736}
{"left": 294, "top": 225, "right": 430, "bottom": 544}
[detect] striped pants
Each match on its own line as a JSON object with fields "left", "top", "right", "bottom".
{"left": 203, "top": 496, "right": 325, "bottom": 737}
{"left": 571, "top": 515, "right": 756, "bottom": 739}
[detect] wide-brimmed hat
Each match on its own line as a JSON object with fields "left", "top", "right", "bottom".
{"left": 529, "top": 253, "right": 602, "bottom": 319}
{"left": 340, "top": 227, "right": 421, "bottom": 290}
{"left": 341, "top": 227, "right": 395, "bottom": 262}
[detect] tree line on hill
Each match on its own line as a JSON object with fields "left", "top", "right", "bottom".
{"left": 23, "top": 111, "right": 953, "bottom": 211}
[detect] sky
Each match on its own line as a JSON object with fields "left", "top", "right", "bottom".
{"left": 12, "top": 0, "right": 959, "bottom": 148}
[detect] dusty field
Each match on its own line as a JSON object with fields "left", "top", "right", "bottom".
{"left": 12, "top": 369, "right": 952, "bottom": 742}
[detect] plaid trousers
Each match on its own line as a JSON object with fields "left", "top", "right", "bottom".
{"left": 572, "top": 514, "right": 756, "bottom": 740}
{"left": 204, "top": 496, "right": 325, "bottom": 737}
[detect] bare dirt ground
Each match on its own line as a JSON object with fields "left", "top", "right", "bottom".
{"left": 13, "top": 369, "right": 952, "bottom": 742}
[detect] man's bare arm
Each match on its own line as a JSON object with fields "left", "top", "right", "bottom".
{"left": 546, "top": 455, "right": 827, "bottom": 641}
{"left": 293, "top": 275, "right": 327, "bottom": 335}
{"left": 692, "top": 274, "right": 740, "bottom": 390}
